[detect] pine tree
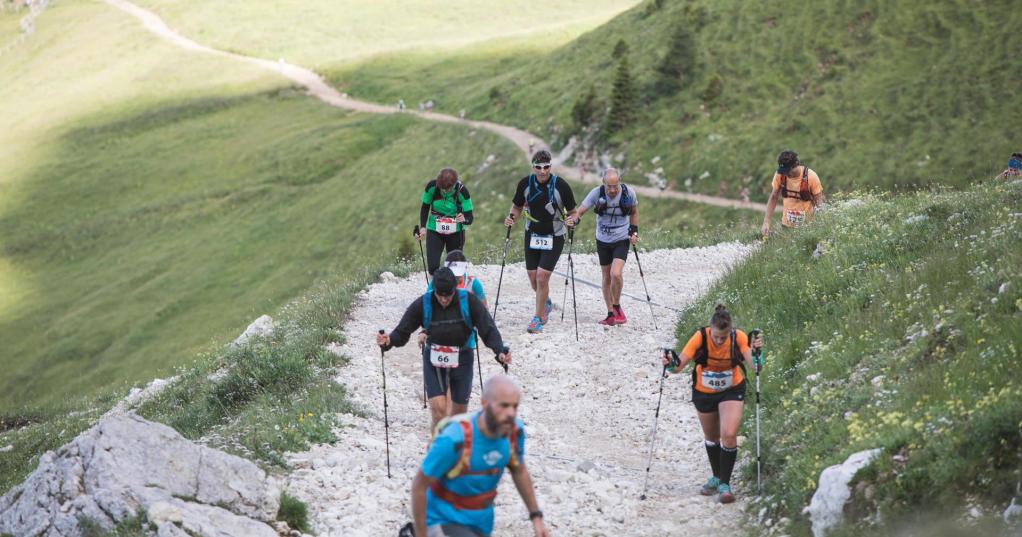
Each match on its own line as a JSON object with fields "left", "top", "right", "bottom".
{"left": 607, "top": 56, "right": 635, "bottom": 133}
{"left": 655, "top": 24, "right": 696, "bottom": 96}
{"left": 612, "top": 38, "right": 629, "bottom": 59}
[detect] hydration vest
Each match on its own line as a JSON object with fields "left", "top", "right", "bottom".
{"left": 429, "top": 412, "right": 521, "bottom": 510}
{"left": 691, "top": 326, "right": 746, "bottom": 384}
{"left": 522, "top": 174, "right": 562, "bottom": 217}
{"left": 779, "top": 166, "right": 813, "bottom": 202}
{"left": 594, "top": 184, "right": 635, "bottom": 216}
{"left": 422, "top": 288, "right": 473, "bottom": 346}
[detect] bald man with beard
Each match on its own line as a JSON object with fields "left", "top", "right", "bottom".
{"left": 405, "top": 375, "right": 549, "bottom": 537}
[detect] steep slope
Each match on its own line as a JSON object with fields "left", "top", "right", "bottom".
{"left": 333, "top": 0, "right": 1022, "bottom": 197}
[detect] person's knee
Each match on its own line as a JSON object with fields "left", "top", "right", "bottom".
{"left": 536, "top": 270, "right": 552, "bottom": 286}
{"left": 720, "top": 434, "right": 738, "bottom": 449}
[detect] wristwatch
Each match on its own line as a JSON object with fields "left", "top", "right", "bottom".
{"left": 528, "top": 510, "right": 543, "bottom": 521}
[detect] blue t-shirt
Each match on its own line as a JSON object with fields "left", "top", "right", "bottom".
{"left": 422, "top": 412, "right": 526, "bottom": 536}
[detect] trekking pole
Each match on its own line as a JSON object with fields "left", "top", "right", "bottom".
{"left": 640, "top": 360, "right": 669, "bottom": 500}
{"left": 377, "top": 330, "right": 392, "bottom": 479}
{"left": 631, "top": 244, "right": 658, "bottom": 331}
{"left": 568, "top": 228, "right": 579, "bottom": 341}
{"left": 750, "top": 328, "right": 763, "bottom": 495}
{"left": 413, "top": 225, "right": 428, "bottom": 285}
{"left": 418, "top": 338, "right": 426, "bottom": 409}
{"left": 492, "top": 216, "right": 512, "bottom": 320}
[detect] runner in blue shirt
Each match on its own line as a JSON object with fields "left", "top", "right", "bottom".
{"left": 406, "top": 375, "right": 549, "bottom": 537}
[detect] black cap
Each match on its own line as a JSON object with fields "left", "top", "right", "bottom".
{"left": 432, "top": 267, "right": 457, "bottom": 295}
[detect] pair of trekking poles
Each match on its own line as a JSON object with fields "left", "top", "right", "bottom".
{"left": 490, "top": 216, "right": 660, "bottom": 339}
{"left": 639, "top": 330, "right": 764, "bottom": 499}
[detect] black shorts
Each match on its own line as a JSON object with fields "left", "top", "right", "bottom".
{"left": 523, "top": 230, "right": 565, "bottom": 271}
{"left": 596, "top": 239, "right": 630, "bottom": 266}
{"left": 422, "top": 345, "right": 475, "bottom": 405}
{"left": 426, "top": 229, "right": 465, "bottom": 275}
{"left": 692, "top": 382, "right": 746, "bottom": 414}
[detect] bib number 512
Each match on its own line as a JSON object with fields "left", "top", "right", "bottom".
{"left": 529, "top": 234, "right": 553, "bottom": 251}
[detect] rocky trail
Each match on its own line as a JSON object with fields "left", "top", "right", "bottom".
{"left": 285, "top": 243, "right": 756, "bottom": 536}
{"left": 104, "top": 0, "right": 766, "bottom": 212}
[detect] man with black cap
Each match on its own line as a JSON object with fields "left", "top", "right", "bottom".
{"left": 377, "top": 267, "right": 511, "bottom": 428}
{"left": 761, "top": 149, "right": 825, "bottom": 238}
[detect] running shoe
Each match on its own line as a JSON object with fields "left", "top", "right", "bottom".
{"left": 700, "top": 476, "right": 720, "bottom": 496}
{"left": 717, "top": 482, "right": 735, "bottom": 504}
{"left": 527, "top": 316, "right": 544, "bottom": 334}
{"left": 598, "top": 312, "right": 617, "bottom": 326}
{"left": 613, "top": 305, "right": 628, "bottom": 325}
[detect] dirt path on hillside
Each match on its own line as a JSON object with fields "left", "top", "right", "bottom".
{"left": 285, "top": 244, "right": 756, "bottom": 536}
{"left": 104, "top": 0, "right": 766, "bottom": 212}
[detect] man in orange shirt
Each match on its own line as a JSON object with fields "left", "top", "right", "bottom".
{"left": 761, "top": 150, "right": 825, "bottom": 237}
{"left": 662, "top": 305, "right": 763, "bottom": 503}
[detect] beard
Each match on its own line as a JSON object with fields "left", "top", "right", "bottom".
{"left": 483, "top": 405, "right": 514, "bottom": 437}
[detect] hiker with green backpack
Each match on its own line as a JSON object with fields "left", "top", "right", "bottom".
{"left": 662, "top": 304, "right": 763, "bottom": 504}
{"left": 376, "top": 268, "right": 510, "bottom": 428}
{"left": 417, "top": 168, "right": 474, "bottom": 276}
{"left": 400, "top": 374, "right": 549, "bottom": 537}
{"left": 503, "top": 150, "right": 578, "bottom": 334}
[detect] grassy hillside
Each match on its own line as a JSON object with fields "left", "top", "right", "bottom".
{"left": 132, "top": 0, "right": 642, "bottom": 68}
{"left": 331, "top": 0, "right": 1022, "bottom": 199}
{"left": 670, "top": 179, "right": 1022, "bottom": 535}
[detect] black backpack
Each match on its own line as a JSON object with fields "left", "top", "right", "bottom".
{"left": 594, "top": 184, "right": 634, "bottom": 216}
{"left": 429, "top": 181, "right": 464, "bottom": 216}
{"left": 690, "top": 326, "right": 745, "bottom": 384}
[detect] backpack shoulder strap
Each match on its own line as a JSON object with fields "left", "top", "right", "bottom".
{"left": 696, "top": 326, "right": 709, "bottom": 365}
{"left": 550, "top": 175, "right": 561, "bottom": 210}
{"left": 458, "top": 289, "right": 471, "bottom": 329}
{"left": 507, "top": 423, "right": 521, "bottom": 469}
{"left": 454, "top": 181, "right": 464, "bottom": 214}
{"left": 422, "top": 292, "right": 433, "bottom": 330}
{"left": 443, "top": 417, "right": 475, "bottom": 479}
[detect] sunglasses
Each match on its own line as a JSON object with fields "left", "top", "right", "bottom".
{"left": 533, "top": 163, "right": 551, "bottom": 170}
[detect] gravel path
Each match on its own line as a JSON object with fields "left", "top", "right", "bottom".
{"left": 285, "top": 243, "right": 757, "bottom": 536}
{"left": 104, "top": 0, "right": 765, "bottom": 212}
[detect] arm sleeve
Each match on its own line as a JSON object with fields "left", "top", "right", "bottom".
{"left": 512, "top": 178, "right": 527, "bottom": 207}
{"left": 809, "top": 171, "right": 823, "bottom": 195}
{"left": 469, "top": 293, "right": 504, "bottom": 353}
{"left": 421, "top": 423, "right": 464, "bottom": 479}
{"left": 388, "top": 296, "right": 425, "bottom": 348}
{"left": 579, "top": 187, "right": 600, "bottom": 210}
{"left": 558, "top": 179, "right": 577, "bottom": 210}
{"left": 419, "top": 203, "right": 430, "bottom": 229}
{"left": 680, "top": 331, "right": 702, "bottom": 360}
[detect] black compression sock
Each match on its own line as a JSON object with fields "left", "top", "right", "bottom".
{"left": 704, "top": 440, "right": 721, "bottom": 478}
{"left": 719, "top": 444, "right": 738, "bottom": 485}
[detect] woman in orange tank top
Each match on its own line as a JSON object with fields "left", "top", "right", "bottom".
{"left": 662, "top": 304, "right": 763, "bottom": 504}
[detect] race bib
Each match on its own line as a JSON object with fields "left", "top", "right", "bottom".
{"left": 436, "top": 217, "right": 457, "bottom": 235}
{"left": 700, "top": 368, "right": 734, "bottom": 392}
{"left": 529, "top": 234, "right": 553, "bottom": 251}
{"left": 429, "top": 344, "right": 459, "bottom": 369}
{"left": 784, "top": 209, "right": 806, "bottom": 226}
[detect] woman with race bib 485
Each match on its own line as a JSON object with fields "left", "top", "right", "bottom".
{"left": 662, "top": 304, "right": 763, "bottom": 504}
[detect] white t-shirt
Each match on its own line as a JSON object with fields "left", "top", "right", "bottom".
{"left": 581, "top": 185, "right": 638, "bottom": 243}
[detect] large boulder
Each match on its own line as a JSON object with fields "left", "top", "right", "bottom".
{"left": 0, "top": 413, "right": 279, "bottom": 537}
{"left": 806, "top": 448, "right": 882, "bottom": 537}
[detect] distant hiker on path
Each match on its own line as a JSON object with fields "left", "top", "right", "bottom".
{"left": 997, "top": 152, "right": 1022, "bottom": 180}
{"left": 418, "top": 168, "right": 474, "bottom": 275}
{"left": 399, "top": 99, "right": 406, "bottom": 111}
{"left": 761, "top": 150, "right": 825, "bottom": 237}
{"left": 663, "top": 304, "right": 763, "bottom": 504}
{"left": 405, "top": 375, "right": 549, "bottom": 537}
{"left": 376, "top": 268, "right": 510, "bottom": 427}
{"left": 568, "top": 167, "right": 638, "bottom": 325}
{"left": 504, "top": 150, "right": 578, "bottom": 333}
